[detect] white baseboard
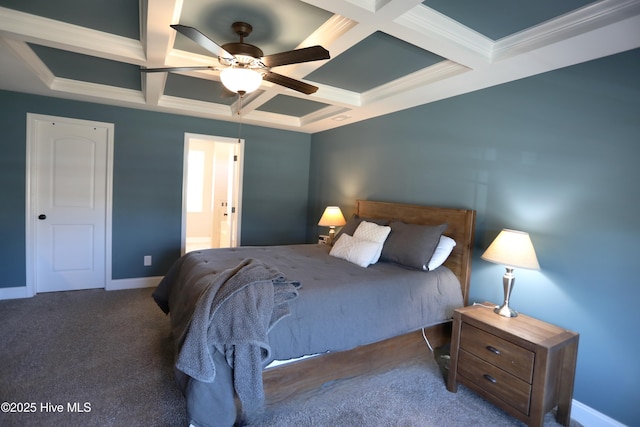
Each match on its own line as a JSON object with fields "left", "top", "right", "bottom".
{"left": 0, "top": 286, "right": 33, "bottom": 300}
{"left": 572, "top": 399, "right": 626, "bottom": 427}
{"left": 0, "top": 277, "right": 162, "bottom": 300}
{"left": 106, "top": 276, "right": 162, "bottom": 291}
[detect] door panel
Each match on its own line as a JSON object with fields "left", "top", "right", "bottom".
{"left": 34, "top": 119, "right": 108, "bottom": 292}
{"left": 52, "top": 138, "right": 96, "bottom": 208}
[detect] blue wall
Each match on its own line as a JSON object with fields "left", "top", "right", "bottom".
{"left": 0, "top": 91, "right": 311, "bottom": 285}
{"left": 308, "top": 48, "right": 640, "bottom": 425}
{"left": 1, "top": 47, "right": 638, "bottom": 424}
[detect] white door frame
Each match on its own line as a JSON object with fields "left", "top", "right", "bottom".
{"left": 25, "top": 113, "right": 114, "bottom": 297}
{"left": 182, "top": 133, "right": 244, "bottom": 254}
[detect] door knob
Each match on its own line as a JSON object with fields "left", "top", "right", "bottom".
{"left": 38, "top": 214, "right": 46, "bottom": 220}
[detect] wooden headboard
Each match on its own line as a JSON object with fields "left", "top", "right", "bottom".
{"left": 355, "top": 200, "right": 476, "bottom": 305}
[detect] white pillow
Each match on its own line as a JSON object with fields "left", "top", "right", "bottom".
{"left": 352, "top": 221, "right": 391, "bottom": 264}
{"left": 329, "top": 234, "right": 380, "bottom": 267}
{"left": 427, "top": 235, "right": 456, "bottom": 271}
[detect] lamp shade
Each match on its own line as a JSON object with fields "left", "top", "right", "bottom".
{"left": 220, "top": 67, "right": 262, "bottom": 94}
{"left": 318, "top": 206, "right": 346, "bottom": 227}
{"left": 481, "top": 229, "right": 540, "bottom": 270}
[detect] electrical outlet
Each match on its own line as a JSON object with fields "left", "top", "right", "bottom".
{"left": 144, "top": 255, "right": 152, "bottom": 266}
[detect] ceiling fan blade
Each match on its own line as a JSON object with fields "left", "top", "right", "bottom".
{"left": 140, "top": 66, "right": 217, "bottom": 73}
{"left": 261, "top": 46, "right": 329, "bottom": 68}
{"left": 263, "top": 71, "right": 319, "bottom": 95}
{"left": 171, "top": 24, "right": 234, "bottom": 60}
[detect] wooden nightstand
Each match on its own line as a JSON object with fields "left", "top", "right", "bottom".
{"left": 447, "top": 303, "right": 579, "bottom": 427}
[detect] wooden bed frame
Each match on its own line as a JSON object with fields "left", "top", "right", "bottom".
{"left": 263, "top": 200, "right": 476, "bottom": 403}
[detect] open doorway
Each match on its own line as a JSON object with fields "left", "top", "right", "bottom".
{"left": 182, "top": 133, "right": 243, "bottom": 254}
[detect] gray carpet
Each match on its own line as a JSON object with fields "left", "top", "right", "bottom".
{"left": 0, "top": 288, "right": 581, "bottom": 427}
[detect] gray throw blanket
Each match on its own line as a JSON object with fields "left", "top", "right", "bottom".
{"left": 174, "top": 258, "right": 300, "bottom": 415}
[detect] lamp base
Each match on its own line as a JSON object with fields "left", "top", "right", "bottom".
{"left": 328, "top": 228, "right": 336, "bottom": 244}
{"left": 494, "top": 267, "right": 518, "bottom": 318}
{"left": 494, "top": 303, "right": 518, "bottom": 318}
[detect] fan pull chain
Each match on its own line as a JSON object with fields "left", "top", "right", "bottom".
{"left": 237, "top": 92, "right": 244, "bottom": 143}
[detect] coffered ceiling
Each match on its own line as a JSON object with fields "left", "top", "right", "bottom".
{"left": 0, "top": 0, "right": 638, "bottom": 133}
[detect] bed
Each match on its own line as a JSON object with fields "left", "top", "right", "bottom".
{"left": 153, "top": 200, "right": 476, "bottom": 426}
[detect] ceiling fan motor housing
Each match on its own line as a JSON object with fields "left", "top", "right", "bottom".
{"left": 219, "top": 22, "right": 264, "bottom": 68}
{"left": 220, "top": 43, "right": 264, "bottom": 65}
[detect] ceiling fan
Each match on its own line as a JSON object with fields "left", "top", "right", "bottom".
{"left": 141, "top": 22, "right": 330, "bottom": 95}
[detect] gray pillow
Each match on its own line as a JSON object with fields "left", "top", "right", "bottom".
{"left": 334, "top": 214, "right": 389, "bottom": 242}
{"left": 380, "top": 221, "right": 448, "bottom": 270}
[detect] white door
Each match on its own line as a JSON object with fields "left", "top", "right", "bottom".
{"left": 29, "top": 115, "right": 111, "bottom": 293}
{"left": 183, "top": 133, "right": 243, "bottom": 253}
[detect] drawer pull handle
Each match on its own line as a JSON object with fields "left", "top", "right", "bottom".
{"left": 486, "top": 345, "right": 501, "bottom": 355}
{"left": 483, "top": 374, "right": 497, "bottom": 384}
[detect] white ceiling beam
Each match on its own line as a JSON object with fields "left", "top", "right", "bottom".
{"left": 51, "top": 78, "right": 146, "bottom": 105}
{"left": 1, "top": 38, "right": 55, "bottom": 89}
{"left": 493, "top": 0, "right": 640, "bottom": 61}
{"left": 142, "top": 73, "right": 168, "bottom": 105}
{"left": 389, "top": 5, "right": 493, "bottom": 69}
{"left": 142, "top": 0, "right": 183, "bottom": 66}
{"left": 140, "top": 0, "right": 185, "bottom": 105}
{"left": 0, "top": 7, "right": 145, "bottom": 64}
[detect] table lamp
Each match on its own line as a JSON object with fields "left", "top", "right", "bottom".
{"left": 481, "top": 229, "right": 540, "bottom": 318}
{"left": 318, "top": 206, "right": 346, "bottom": 243}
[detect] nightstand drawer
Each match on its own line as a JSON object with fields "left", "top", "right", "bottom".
{"left": 461, "top": 322, "right": 534, "bottom": 383}
{"left": 458, "top": 349, "right": 531, "bottom": 416}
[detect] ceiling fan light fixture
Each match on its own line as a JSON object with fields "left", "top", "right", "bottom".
{"left": 220, "top": 67, "right": 262, "bottom": 94}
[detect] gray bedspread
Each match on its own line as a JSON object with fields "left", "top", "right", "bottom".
{"left": 153, "top": 244, "right": 463, "bottom": 426}
{"left": 263, "top": 244, "right": 462, "bottom": 359}
{"left": 155, "top": 243, "right": 463, "bottom": 359}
